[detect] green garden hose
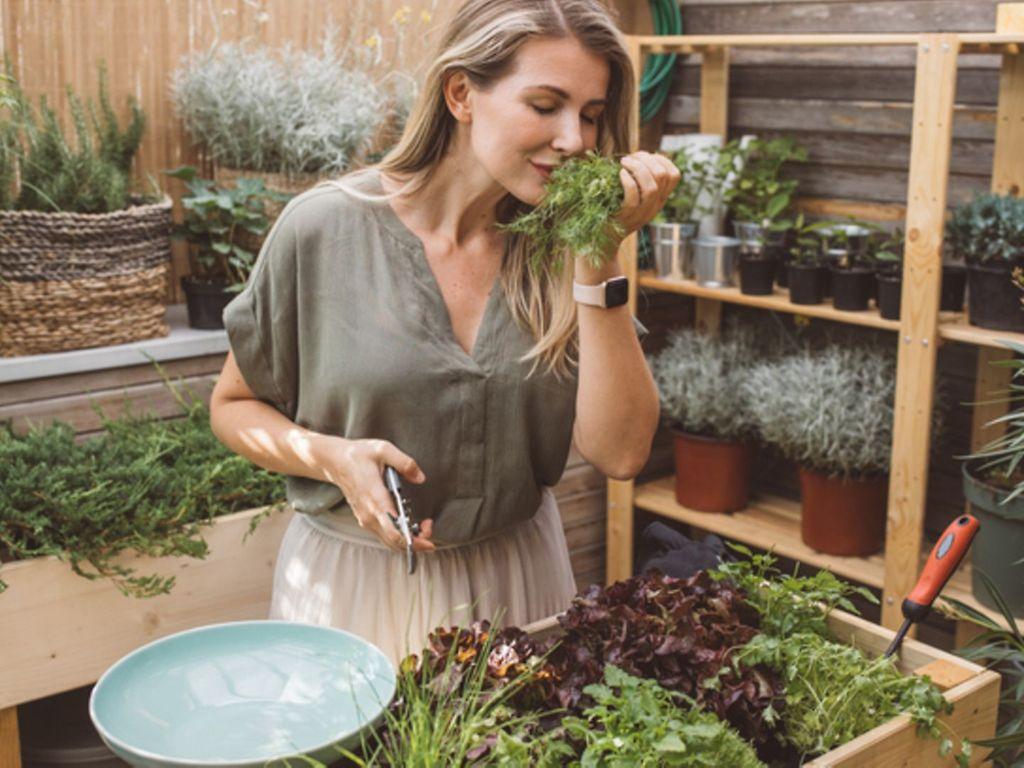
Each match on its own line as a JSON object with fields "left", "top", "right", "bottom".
{"left": 636, "top": 0, "right": 682, "bottom": 268}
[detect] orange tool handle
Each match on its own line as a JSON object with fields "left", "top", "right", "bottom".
{"left": 904, "top": 514, "right": 980, "bottom": 616}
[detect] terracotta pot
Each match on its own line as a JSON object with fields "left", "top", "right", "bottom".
{"left": 798, "top": 467, "right": 888, "bottom": 556}
{"left": 672, "top": 430, "right": 753, "bottom": 513}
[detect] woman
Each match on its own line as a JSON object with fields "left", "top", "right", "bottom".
{"left": 210, "top": 0, "right": 676, "bottom": 664}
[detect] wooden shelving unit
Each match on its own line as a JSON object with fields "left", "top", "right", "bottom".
{"left": 610, "top": 5, "right": 1024, "bottom": 643}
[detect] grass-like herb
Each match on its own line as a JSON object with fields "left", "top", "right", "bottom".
{"left": 0, "top": 365, "right": 286, "bottom": 597}
{"left": 499, "top": 151, "right": 625, "bottom": 273}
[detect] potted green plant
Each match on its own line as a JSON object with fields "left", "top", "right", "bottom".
{"left": 722, "top": 137, "right": 807, "bottom": 295}
{"left": 785, "top": 214, "right": 831, "bottom": 305}
{"left": 958, "top": 338, "right": 1024, "bottom": 618}
{"left": 947, "top": 193, "right": 1024, "bottom": 331}
{"left": 649, "top": 144, "right": 725, "bottom": 280}
{"left": 743, "top": 343, "right": 897, "bottom": 556}
{"left": 164, "top": 166, "right": 291, "bottom": 329}
{"left": 873, "top": 228, "right": 904, "bottom": 320}
{"left": 170, "top": 31, "right": 404, "bottom": 231}
{"left": 0, "top": 59, "right": 172, "bottom": 356}
{"left": 822, "top": 220, "right": 876, "bottom": 311}
{"left": 648, "top": 326, "right": 759, "bottom": 513}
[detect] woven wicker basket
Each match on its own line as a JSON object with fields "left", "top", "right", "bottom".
{"left": 0, "top": 196, "right": 173, "bottom": 357}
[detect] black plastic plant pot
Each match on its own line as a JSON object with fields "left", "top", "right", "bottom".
{"left": 181, "top": 276, "right": 234, "bottom": 330}
{"left": 788, "top": 263, "right": 824, "bottom": 305}
{"left": 739, "top": 255, "right": 777, "bottom": 296}
{"left": 876, "top": 272, "right": 902, "bottom": 320}
{"left": 830, "top": 267, "right": 874, "bottom": 311}
{"left": 940, "top": 264, "right": 967, "bottom": 312}
{"left": 967, "top": 262, "right": 1024, "bottom": 331}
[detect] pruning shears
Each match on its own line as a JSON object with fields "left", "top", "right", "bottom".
{"left": 884, "top": 514, "right": 981, "bottom": 658}
{"left": 384, "top": 465, "right": 420, "bottom": 575}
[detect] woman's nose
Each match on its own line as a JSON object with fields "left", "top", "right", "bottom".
{"left": 551, "top": 114, "right": 585, "bottom": 156}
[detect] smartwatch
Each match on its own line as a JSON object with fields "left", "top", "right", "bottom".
{"left": 573, "top": 276, "right": 629, "bottom": 308}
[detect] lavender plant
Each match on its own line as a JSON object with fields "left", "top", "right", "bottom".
{"left": 170, "top": 30, "right": 391, "bottom": 176}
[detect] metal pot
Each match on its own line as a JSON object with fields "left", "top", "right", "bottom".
{"left": 650, "top": 221, "right": 698, "bottom": 279}
{"left": 693, "top": 236, "right": 741, "bottom": 287}
{"left": 821, "top": 223, "right": 872, "bottom": 257}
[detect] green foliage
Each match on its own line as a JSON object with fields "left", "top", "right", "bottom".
{"left": 947, "top": 193, "right": 1024, "bottom": 265}
{"left": 786, "top": 213, "right": 835, "bottom": 266}
{"left": 0, "top": 366, "right": 286, "bottom": 597}
{"left": 959, "top": 338, "right": 1024, "bottom": 503}
{"left": 942, "top": 572, "right": 1024, "bottom": 768}
{"left": 165, "top": 165, "right": 291, "bottom": 290}
{"left": 872, "top": 227, "right": 905, "bottom": 274}
{"left": 548, "top": 665, "right": 765, "bottom": 768}
{"left": 656, "top": 144, "right": 731, "bottom": 225}
{"left": 0, "top": 58, "right": 146, "bottom": 213}
{"left": 722, "top": 137, "right": 807, "bottom": 228}
{"left": 499, "top": 151, "right": 625, "bottom": 272}
{"left": 729, "top": 633, "right": 968, "bottom": 764}
{"left": 742, "top": 342, "right": 899, "bottom": 478}
{"left": 647, "top": 323, "right": 761, "bottom": 440}
{"left": 170, "top": 32, "right": 391, "bottom": 175}
{"left": 710, "top": 543, "right": 878, "bottom": 638}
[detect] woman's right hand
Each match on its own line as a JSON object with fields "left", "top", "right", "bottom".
{"left": 315, "top": 436, "right": 436, "bottom": 553}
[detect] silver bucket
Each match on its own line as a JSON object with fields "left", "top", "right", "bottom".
{"left": 733, "top": 221, "right": 767, "bottom": 256}
{"left": 650, "top": 221, "right": 698, "bottom": 279}
{"left": 693, "top": 236, "right": 741, "bottom": 287}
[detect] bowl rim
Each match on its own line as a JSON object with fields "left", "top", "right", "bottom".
{"left": 88, "top": 619, "right": 396, "bottom": 767}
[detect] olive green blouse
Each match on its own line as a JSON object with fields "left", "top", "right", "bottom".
{"left": 223, "top": 168, "right": 647, "bottom": 544}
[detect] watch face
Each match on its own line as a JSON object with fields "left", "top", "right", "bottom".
{"left": 606, "top": 277, "right": 629, "bottom": 308}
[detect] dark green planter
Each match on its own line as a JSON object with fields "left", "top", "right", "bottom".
{"left": 962, "top": 463, "right": 1024, "bottom": 618}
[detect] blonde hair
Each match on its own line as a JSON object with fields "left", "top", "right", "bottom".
{"left": 319, "top": 0, "right": 634, "bottom": 380}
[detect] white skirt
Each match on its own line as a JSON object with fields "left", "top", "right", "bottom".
{"left": 268, "top": 486, "right": 578, "bottom": 666}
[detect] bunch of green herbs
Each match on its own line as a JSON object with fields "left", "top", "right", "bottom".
{"left": 0, "top": 57, "right": 148, "bottom": 213}
{"left": 0, "top": 368, "right": 285, "bottom": 597}
{"left": 499, "top": 150, "right": 625, "bottom": 272}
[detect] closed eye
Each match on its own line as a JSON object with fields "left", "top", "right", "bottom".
{"left": 531, "top": 105, "right": 599, "bottom": 125}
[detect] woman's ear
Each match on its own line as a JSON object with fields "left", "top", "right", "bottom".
{"left": 443, "top": 70, "right": 473, "bottom": 124}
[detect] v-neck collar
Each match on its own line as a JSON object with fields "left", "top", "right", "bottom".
{"left": 363, "top": 167, "right": 502, "bottom": 369}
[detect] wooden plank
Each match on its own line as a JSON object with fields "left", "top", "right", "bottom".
{"left": 795, "top": 197, "right": 907, "bottom": 223}
{"left": 690, "top": 46, "right": 1000, "bottom": 69}
{"left": 914, "top": 658, "right": 979, "bottom": 691}
{"left": 606, "top": 478, "right": 635, "bottom": 584}
{"left": 0, "top": 353, "right": 225, "bottom": 407}
{"left": 881, "top": 35, "right": 960, "bottom": 631}
{"left": 638, "top": 275, "right": 904, "bottom": 331}
{"left": 787, "top": 164, "right": 987, "bottom": 206}
{"left": 0, "top": 374, "right": 217, "bottom": 435}
{"left": 676, "top": 63, "right": 1000, "bottom": 105}
{"left": 0, "top": 504, "right": 293, "bottom": 708}
{"left": 699, "top": 47, "right": 730, "bottom": 135}
{"left": 0, "top": 706, "right": 19, "bottom": 768}
{"left": 667, "top": 95, "right": 997, "bottom": 141}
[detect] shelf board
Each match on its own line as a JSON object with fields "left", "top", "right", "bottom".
{"left": 937, "top": 314, "right": 1024, "bottom": 349}
{"left": 631, "top": 33, "right": 1024, "bottom": 54}
{"left": 633, "top": 474, "right": 1024, "bottom": 634}
{"left": 638, "top": 273, "right": 901, "bottom": 331}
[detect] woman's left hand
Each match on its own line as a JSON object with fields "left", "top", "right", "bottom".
{"left": 615, "top": 151, "right": 681, "bottom": 235}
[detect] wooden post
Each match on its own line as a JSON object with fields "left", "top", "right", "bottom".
{"left": 696, "top": 45, "right": 730, "bottom": 335}
{"left": 955, "top": 2, "right": 1024, "bottom": 647}
{"left": 881, "top": 34, "right": 960, "bottom": 631}
{"left": 606, "top": 35, "right": 645, "bottom": 585}
{"left": 0, "top": 706, "right": 19, "bottom": 768}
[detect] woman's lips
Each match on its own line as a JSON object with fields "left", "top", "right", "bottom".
{"left": 531, "top": 162, "right": 554, "bottom": 180}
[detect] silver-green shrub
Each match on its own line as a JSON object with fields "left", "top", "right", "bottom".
{"left": 170, "top": 33, "right": 392, "bottom": 175}
{"left": 648, "top": 326, "right": 759, "bottom": 441}
{"left": 743, "top": 344, "right": 895, "bottom": 479}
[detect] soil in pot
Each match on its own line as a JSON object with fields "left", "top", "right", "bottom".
{"left": 830, "top": 267, "right": 875, "bottom": 311}
{"left": 181, "top": 276, "right": 234, "bottom": 330}
{"left": 940, "top": 264, "right": 967, "bottom": 312}
{"left": 967, "top": 262, "right": 1024, "bottom": 331}
{"left": 877, "top": 272, "right": 902, "bottom": 320}
{"left": 962, "top": 463, "right": 1024, "bottom": 618}
{"left": 739, "top": 255, "right": 777, "bottom": 296}
{"left": 798, "top": 467, "right": 888, "bottom": 556}
{"left": 673, "top": 430, "right": 753, "bottom": 513}
{"left": 788, "top": 263, "right": 825, "bottom": 305}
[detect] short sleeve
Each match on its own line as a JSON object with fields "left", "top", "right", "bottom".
{"left": 222, "top": 207, "right": 300, "bottom": 419}
{"left": 633, "top": 314, "right": 649, "bottom": 339}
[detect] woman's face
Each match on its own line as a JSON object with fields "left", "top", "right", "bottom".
{"left": 458, "top": 35, "right": 611, "bottom": 205}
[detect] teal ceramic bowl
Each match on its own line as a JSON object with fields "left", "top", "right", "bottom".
{"left": 89, "top": 621, "right": 396, "bottom": 768}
